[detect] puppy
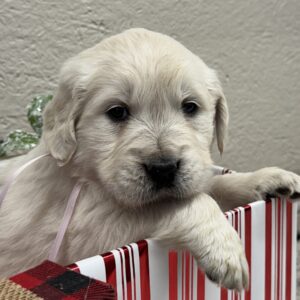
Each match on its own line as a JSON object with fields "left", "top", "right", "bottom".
{"left": 1, "top": 29, "right": 299, "bottom": 291}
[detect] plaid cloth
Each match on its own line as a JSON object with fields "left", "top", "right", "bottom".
{"left": 0, "top": 260, "right": 115, "bottom": 300}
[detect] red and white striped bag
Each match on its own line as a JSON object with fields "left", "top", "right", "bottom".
{"left": 69, "top": 199, "right": 297, "bottom": 300}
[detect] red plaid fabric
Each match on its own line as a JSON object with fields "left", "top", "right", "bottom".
{"left": 9, "top": 260, "right": 115, "bottom": 300}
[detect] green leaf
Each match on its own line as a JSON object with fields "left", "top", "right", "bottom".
{"left": 0, "top": 95, "right": 53, "bottom": 158}
{"left": 27, "top": 95, "right": 53, "bottom": 137}
{"left": 0, "top": 130, "right": 39, "bottom": 158}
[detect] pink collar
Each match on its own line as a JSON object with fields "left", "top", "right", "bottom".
{"left": 0, "top": 154, "right": 82, "bottom": 262}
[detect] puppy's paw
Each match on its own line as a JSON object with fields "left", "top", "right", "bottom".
{"left": 252, "top": 167, "right": 300, "bottom": 199}
{"left": 198, "top": 222, "right": 249, "bottom": 291}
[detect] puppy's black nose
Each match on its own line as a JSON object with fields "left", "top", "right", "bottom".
{"left": 144, "top": 158, "right": 180, "bottom": 188}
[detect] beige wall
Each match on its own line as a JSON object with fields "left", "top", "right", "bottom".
{"left": 0, "top": 0, "right": 299, "bottom": 172}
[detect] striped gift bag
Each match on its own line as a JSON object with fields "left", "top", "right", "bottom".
{"left": 69, "top": 199, "right": 297, "bottom": 300}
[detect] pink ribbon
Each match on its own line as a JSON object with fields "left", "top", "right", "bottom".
{"left": 0, "top": 154, "right": 50, "bottom": 207}
{"left": 48, "top": 181, "right": 82, "bottom": 261}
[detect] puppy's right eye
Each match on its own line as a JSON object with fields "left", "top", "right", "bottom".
{"left": 106, "top": 105, "right": 129, "bottom": 122}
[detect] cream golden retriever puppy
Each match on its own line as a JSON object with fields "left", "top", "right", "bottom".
{"left": 1, "top": 28, "right": 300, "bottom": 291}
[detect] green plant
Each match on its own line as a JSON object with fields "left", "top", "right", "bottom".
{"left": 0, "top": 95, "right": 53, "bottom": 158}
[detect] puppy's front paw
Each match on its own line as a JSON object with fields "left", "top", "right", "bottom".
{"left": 252, "top": 167, "right": 300, "bottom": 199}
{"left": 197, "top": 221, "right": 249, "bottom": 291}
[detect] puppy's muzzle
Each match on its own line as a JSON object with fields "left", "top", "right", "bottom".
{"left": 143, "top": 157, "right": 181, "bottom": 189}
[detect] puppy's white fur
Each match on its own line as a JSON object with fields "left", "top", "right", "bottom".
{"left": 1, "top": 29, "right": 300, "bottom": 291}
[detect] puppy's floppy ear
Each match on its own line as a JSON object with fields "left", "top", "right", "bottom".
{"left": 42, "top": 60, "right": 86, "bottom": 166}
{"left": 207, "top": 69, "right": 229, "bottom": 154}
{"left": 214, "top": 93, "right": 229, "bottom": 154}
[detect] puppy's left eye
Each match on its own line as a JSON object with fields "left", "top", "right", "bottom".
{"left": 181, "top": 100, "right": 199, "bottom": 116}
{"left": 106, "top": 105, "right": 129, "bottom": 122}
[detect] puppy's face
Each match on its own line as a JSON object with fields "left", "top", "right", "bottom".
{"left": 43, "top": 29, "right": 228, "bottom": 207}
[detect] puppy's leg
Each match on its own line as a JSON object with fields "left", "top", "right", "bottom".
{"left": 206, "top": 167, "right": 300, "bottom": 211}
{"left": 151, "top": 194, "right": 248, "bottom": 291}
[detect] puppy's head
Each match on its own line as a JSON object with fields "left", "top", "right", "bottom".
{"left": 43, "top": 28, "right": 228, "bottom": 207}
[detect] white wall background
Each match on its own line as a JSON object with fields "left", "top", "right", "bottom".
{"left": 0, "top": 0, "right": 299, "bottom": 173}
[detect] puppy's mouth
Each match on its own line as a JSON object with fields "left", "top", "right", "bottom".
{"left": 144, "top": 174, "right": 196, "bottom": 204}
{"left": 146, "top": 182, "right": 197, "bottom": 206}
